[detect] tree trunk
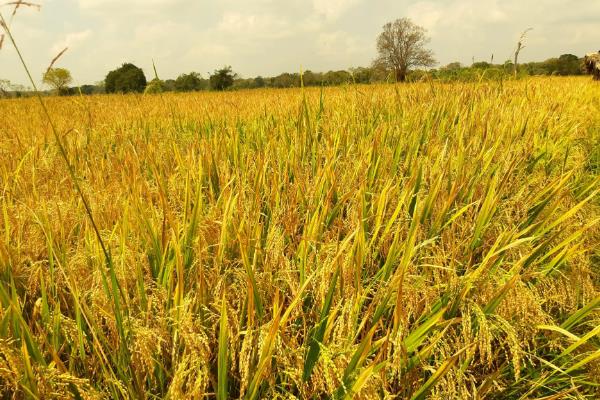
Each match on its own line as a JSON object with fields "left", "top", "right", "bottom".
{"left": 395, "top": 69, "right": 406, "bottom": 83}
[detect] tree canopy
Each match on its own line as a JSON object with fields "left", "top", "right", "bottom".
{"left": 42, "top": 68, "right": 73, "bottom": 95}
{"left": 105, "top": 63, "right": 147, "bottom": 93}
{"left": 174, "top": 72, "right": 207, "bottom": 92}
{"left": 210, "top": 66, "right": 235, "bottom": 91}
{"left": 144, "top": 78, "right": 165, "bottom": 94}
{"left": 374, "top": 18, "right": 436, "bottom": 82}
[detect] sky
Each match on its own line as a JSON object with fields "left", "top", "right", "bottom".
{"left": 1, "top": 0, "right": 599, "bottom": 87}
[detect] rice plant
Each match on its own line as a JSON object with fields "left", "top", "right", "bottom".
{"left": 0, "top": 15, "right": 599, "bottom": 397}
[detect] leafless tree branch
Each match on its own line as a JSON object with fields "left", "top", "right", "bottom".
{"left": 373, "top": 18, "right": 436, "bottom": 82}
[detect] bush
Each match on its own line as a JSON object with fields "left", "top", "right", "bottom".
{"left": 174, "top": 72, "right": 207, "bottom": 92}
{"left": 144, "top": 78, "right": 165, "bottom": 94}
{"left": 105, "top": 63, "right": 147, "bottom": 93}
{"left": 210, "top": 66, "right": 235, "bottom": 91}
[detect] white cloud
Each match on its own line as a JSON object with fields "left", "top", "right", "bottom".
{"left": 408, "top": 0, "right": 509, "bottom": 34}
{"left": 78, "top": 0, "right": 182, "bottom": 9}
{"left": 217, "top": 13, "right": 292, "bottom": 39}
{"left": 317, "top": 31, "right": 365, "bottom": 56}
{"left": 133, "top": 21, "right": 188, "bottom": 44}
{"left": 406, "top": 2, "right": 443, "bottom": 32}
{"left": 312, "top": 0, "right": 360, "bottom": 20}
{"left": 76, "top": 0, "right": 190, "bottom": 19}
{"left": 50, "top": 29, "right": 92, "bottom": 55}
{"left": 185, "top": 42, "right": 231, "bottom": 61}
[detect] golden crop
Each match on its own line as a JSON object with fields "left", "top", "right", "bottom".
{"left": 0, "top": 79, "right": 599, "bottom": 399}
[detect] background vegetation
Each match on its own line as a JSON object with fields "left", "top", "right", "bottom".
{"left": 0, "top": 53, "right": 591, "bottom": 99}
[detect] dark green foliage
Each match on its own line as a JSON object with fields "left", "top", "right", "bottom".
{"left": 444, "top": 62, "right": 462, "bottom": 71}
{"left": 254, "top": 76, "right": 265, "bottom": 88}
{"left": 521, "top": 54, "right": 584, "bottom": 76}
{"left": 78, "top": 85, "right": 96, "bottom": 95}
{"left": 349, "top": 67, "right": 377, "bottom": 83}
{"left": 163, "top": 79, "right": 176, "bottom": 91}
{"left": 231, "top": 69, "right": 365, "bottom": 90}
{"left": 210, "top": 66, "right": 235, "bottom": 91}
{"left": 77, "top": 84, "right": 104, "bottom": 95}
{"left": 472, "top": 61, "right": 491, "bottom": 69}
{"left": 323, "top": 70, "right": 352, "bottom": 85}
{"left": 174, "top": 72, "right": 207, "bottom": 92}
{"left": 557, "top": 54, "right": 581, "bottom": 74}
{"left": 105, "top": 63, "right": 147, "bottom": 93}
{"left": 269, "top": 72, "right": 299, "bottom": 88}
{"left": 420, "top": 54, "right": 586, "bottom": 83}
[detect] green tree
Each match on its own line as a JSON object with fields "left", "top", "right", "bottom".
{"left": 105, "top": 63, "right": 147, "bottom": 93}
{"left": 301, "top": 71, "right": 319, "bottom": 86}
{"left": 556, "top": 54, "right": 582, "bottom": 75}
{"left": 78, "top": 85, "right": 98, "bottom": 95}
{"left": 503, "top": 59, "right": 515, "bottom": 72}
{"left": 443, "top": 62, "right": 462, "bottom": 71}
{"left": 42, "top": 67, "right": 73, "bottom": 95}
{"left": 254, "top": 76, "right": 266, "bottom": 88}
{"left": 174, "top": 72, "right": 206, "bottom": 92}
{"left": 349, "top": 67, "right": 374, "bottom": 84}
{"left": 271, "top": 72, "right": 299, "bottom": 88}
{"left": 164, "top": 79, "right": 176, "bottom": 92}
{"left": 144, "top": 78, "right": 165, "bottom": 94}
{"left": 472, "top": 61, "right": 491, "bottom": 69}
{"left": 210, "top": 66, "right": 235, "bottom": 91}
{"left": 323, "top": 70, "right": 351, "bottom": 85}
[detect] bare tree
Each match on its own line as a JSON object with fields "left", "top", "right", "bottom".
{"left": 374, "top": 18, "right": 436, "bottom": 82}
{"left": 513, "top": 28, "right": 532, "bottom": 79}
{"left": 0, "top": 78, "right": 10, "bottom": 97}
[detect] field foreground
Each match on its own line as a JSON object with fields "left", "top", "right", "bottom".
{"left": 0, "top": 78, "right": 599, "bottom": 399}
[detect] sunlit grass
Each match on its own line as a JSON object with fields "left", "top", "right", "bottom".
{"left": 0, "top": 78, "right": 599, "bottom": 399}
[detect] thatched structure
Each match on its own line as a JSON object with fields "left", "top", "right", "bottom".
{"left": 584, "top": 52, "right": 600, "bottom": 80}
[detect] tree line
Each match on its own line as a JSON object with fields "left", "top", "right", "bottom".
{"left": 0, "top": 56, "right": 585, "bottom": 99}
{"left": 1, "top": 54, "right": 588, "bottom": 99}
{"left": 0, "top": 18, "right": 594, "bottom": 98}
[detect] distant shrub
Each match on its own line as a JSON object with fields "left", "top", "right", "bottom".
{"left": 105, "top": 63, "right": 147, "bottom": 93}
{"left": 144, "top": 78, "right": 165, "bottom": 94}
{"left": 210, "top": 66, "right": 235, "bottom": 91}
{"left": 174, "top": 72, "right": 207, "bottom": 92}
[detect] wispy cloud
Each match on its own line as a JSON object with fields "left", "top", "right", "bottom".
{"left": 50, "top": 29, "right": 92, "bottom": 55}
{"left": 217, "top": 13, "right": 292, "bottom": 39}
{"left": 312, "top": 0, "right": 361, "bottom": 20}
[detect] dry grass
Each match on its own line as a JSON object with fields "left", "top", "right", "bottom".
{"left": 0, "top": 78, "right": 599, "bottom": 399}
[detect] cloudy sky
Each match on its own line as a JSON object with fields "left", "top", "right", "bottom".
{"left": 1, "top": 0, "right": 598, "bottom": 87}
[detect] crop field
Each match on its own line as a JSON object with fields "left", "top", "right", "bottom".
{"left": 0, "top": 78, "right": 599, "bottom": 399}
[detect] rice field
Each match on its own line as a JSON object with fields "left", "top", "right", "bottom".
{"left": 0, "top": 78, "right": 599, "bottom": 399}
